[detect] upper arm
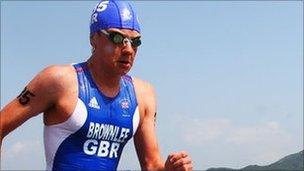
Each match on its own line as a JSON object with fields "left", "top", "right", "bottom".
{"left": 0, "top": 65, "right": 72, "bottom": 140}
{"left": 133, "top": 78, "right": 164, "bottom": 170}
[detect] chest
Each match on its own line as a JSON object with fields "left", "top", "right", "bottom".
{"left": 85, "top": 94, "right": 135, "bottom": 128}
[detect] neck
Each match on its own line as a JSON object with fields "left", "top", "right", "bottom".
{"left": 87, "top": 57, "right": 121, "bottom": 97}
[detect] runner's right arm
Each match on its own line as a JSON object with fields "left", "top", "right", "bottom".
{"left": 0, "top": 65, "right": 67, "bottom": 145}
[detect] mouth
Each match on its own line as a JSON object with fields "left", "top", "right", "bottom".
{"left": 118, "top": 60, "right": 130, "bottom": 65}
{"left": 117, "top": 60, "right": 132, "bottom": 68}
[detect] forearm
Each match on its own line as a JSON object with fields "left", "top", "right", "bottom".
{"left": 0, "top": 103, "right": 30, "bottom": 139}
{"left": 142, "top": 159, "right": 165, "bottom": 171}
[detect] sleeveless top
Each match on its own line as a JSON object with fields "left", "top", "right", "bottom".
{"left": 44, "top": 62, "right": 140, "bottom": 170}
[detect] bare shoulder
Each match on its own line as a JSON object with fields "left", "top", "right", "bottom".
{"left": 132, "top": 77, "right": 157, "bottom": 118}
{"left": 38, "top": 64, "right": 75, "bottom": 85}
{"left": 132, "top": 77, "right": 156, "bottom": 96}
{"left": 32, "top": 64, "right": 76, "bottom": 92}
{"left": 25, "top": 64, "right": 77, "bottom": 106}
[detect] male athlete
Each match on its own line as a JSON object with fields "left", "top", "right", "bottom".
{"left": 0, "top": 0, "right": 193, "bottom": 170}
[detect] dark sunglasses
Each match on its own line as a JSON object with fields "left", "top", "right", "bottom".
{"left": 100, "top": 30, "right": 141, "bottom": 47}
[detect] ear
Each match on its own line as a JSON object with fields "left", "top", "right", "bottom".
{"left": 90, "top": 35, "right": 97, "bottom": 49}
{"left": 90, "top": 34, "right": 98, "bottom": 54}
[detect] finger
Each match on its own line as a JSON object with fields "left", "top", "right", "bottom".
{"left": 170, "top": 152, "right": 188, "bottom": 163}
{"left": 180, "top": 151, "right": 189, "bottom": 158}
{"left": 173, "top": 156, "right": 192, "bottom": 168}
{"left": 168, "top": 152, "right": 178, "bottom": 159}
{"left": 167, "top": 152, "right": 178, "bottom": 162}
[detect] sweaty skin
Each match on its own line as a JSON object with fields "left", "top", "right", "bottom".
{"left": 0, "top": 28, "right": 193, "bottom": 170}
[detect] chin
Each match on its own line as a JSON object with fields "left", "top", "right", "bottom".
{"left": 120, "top": 69, "right": 131, "bottom": 76}
{"left": 116, "top": 65, "right": 132, "bottom": 76}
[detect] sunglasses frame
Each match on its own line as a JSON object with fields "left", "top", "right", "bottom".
{"left": 100, "top": 30, "right": 141, "bottom": 47}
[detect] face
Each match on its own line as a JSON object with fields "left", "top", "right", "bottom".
{"left": 91, "top": 28, "right": 141, "bottom": 76}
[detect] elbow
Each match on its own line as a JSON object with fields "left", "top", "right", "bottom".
{"left": 0, "top": 127, "right": 8, "bottom": 143}
{"left": 0, "top": 121, "right": 9, "bottom": 140}
{"left": 0, "top": 121, "right": 11, "bottom": 142}
{"left": 0, "top": 129, "right": 6, "bottom": 148}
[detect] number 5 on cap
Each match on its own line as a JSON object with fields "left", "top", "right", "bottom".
{"left": 97, "top": 1, "right": 109, "bottom": 12}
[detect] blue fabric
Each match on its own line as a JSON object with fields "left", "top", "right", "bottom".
{"left": 52, "top": 62, "right": 138, "bottom": 170}
{"left": 90, "top": 0, "right": 141, "bottom": 35}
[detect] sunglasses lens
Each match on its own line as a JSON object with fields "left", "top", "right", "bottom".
{"left": 132, "top": 38, "right": 141, "bottom": 47}
{"left": 112, "top": 33, "right": 124, "bottom": 44}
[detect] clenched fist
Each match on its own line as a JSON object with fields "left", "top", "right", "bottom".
{"left": 165, "top": 151, "right": 193, "bottom": 171}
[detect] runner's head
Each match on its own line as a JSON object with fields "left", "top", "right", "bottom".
{"left": 90, "top": 0, "right": 141, "bottom": 36}
{"left": 89, "top": 1, "right": 141, "bottom": 75}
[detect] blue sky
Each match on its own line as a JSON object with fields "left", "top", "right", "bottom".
{"left": 1, "top": 1, "right": 303, "bottom": 170}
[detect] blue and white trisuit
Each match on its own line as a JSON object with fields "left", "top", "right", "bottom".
{"left": 44, "top": 62, "right": 140, "bottom": 170}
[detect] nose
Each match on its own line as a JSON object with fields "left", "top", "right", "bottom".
{"left": 122, "top": 38, "right": 134, "bottom": 53}
{"left": 122, "top": 38, "right": 132, "bottom": 47}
